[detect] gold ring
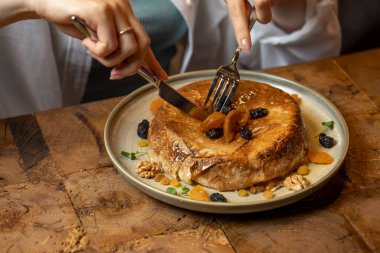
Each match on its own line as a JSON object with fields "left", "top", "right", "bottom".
{"left": 119, "top": 27, "right": 133, "bottom": 35}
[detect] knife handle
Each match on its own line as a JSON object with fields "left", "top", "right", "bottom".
{"left": 70, "top": 16, "right": 160, "bottom": 88}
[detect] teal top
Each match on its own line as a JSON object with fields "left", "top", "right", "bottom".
{"left": 83, "top": 0, "right": 188, "bottom": 102}
{"left": 131, "top": 0, "right": 188, "bottom": 69}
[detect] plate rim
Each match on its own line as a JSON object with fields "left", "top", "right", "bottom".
{"left": 104, "top": 69, "right": 349, "bottom": 213}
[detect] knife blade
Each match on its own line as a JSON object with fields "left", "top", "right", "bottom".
{"left": 71, "top": 16, "right": 208, "bottom": 120}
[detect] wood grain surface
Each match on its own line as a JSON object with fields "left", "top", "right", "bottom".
{"left": 1, "top": 49, "right": 379, "bottom": 252}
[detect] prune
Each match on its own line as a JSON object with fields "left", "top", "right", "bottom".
{"left": 250, "top": 107, "right": 268, "bottom": 119}
{"left": 210, "top": 193, "right": 227, "bottom": 202}
{"left": 319, "top": 133, "right": 335, "bottom": 148}
{"left": 240, "top": 126, "right": 253, "bottom": 140}
{"left": 206, "top": 128, "right": 223, "bottom": 139}
{"left": 137, "top": 119, "right": 149, "bottom": 139}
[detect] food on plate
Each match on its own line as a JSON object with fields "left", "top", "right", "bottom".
{"left": 147, "top": 79, "right": 309, "bottom": 191}
{"left": 307, "top": 151, "right": 334, "bottom": 164}
{"left": 319, "top": 133, "right": 335, "bottom": 148}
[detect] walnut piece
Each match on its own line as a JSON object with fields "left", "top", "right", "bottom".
{"left": 135, "top": 160, "right": 161, "bottom": 179}
{"left": 284, "top": 174, "right": 310, "bottom": 192}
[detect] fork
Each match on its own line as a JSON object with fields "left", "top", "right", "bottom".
{"left": 203, "top": 4, "right": 257, "bottom": 113}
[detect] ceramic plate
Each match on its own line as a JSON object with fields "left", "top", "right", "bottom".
{"left": 104, "top": 70, "right": 349, "bottom": 213}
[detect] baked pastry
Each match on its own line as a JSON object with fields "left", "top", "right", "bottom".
{"left": 148, "top": 80, "right": 308, "bottom": 191}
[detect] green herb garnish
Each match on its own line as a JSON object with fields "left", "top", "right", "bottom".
{"left": 322, "top": 121, "right": 334, "bottom": 130}
{"left": 166, "top": 187, "right": 177, "bottom": 195}
{"left": 181, "top": 187, "right": 190, "bottom": 195}
{"left": 121, "top": 151, "right": 147, "bottom": 160}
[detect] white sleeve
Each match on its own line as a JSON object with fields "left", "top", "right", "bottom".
{"left": 239, "top": 0, "right": 341, "bottom": 70}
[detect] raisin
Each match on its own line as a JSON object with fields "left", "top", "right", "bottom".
{"left": 250, "top": 107, "right": 268, "bottom": 119}
{"left": 319, "top": 133, "right": 335, "bottom": 148}
{"left": 210, "top": 193, "right": 227, "bottom": 202}
{"left": 137, "top": 119, "right": 149, "bottom": 139}
{"left": 206, "top": 128, "right": 223, "bottom": 139}
{"left": 240, "top": 126, "right": 253, "bottom": 140}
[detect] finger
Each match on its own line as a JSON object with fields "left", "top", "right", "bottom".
{"left": 109, "top": 52, "right": 142, "bottom": 79}
{"left": 110, "top": 3, "right": 156, "bottom": 79}
{"left": 226, "top": 0, "right": 252, "bottom": 51}
{"left": 254, "top": 0, "right": 274, "bottom": 24}
{"left": 81, "top": 8, "right": 119, "bottom": 58}
{"left": 110, "top": 48, "right": 168, "bottom": 81}
{"left": 99, "top": 3, "right": 145, "bottom": 68}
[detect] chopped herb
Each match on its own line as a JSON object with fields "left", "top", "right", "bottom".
{"left": 181, "top": 187, "right": 190, "bottom": 195}
{"left": 120, "top": 151, "right": 147, "bottom": 160}
{"left": 322, "top": 121, "right": 334, "bottom": 130}
{"left": 166, "top": 187, "right": 177, "bottom": 195}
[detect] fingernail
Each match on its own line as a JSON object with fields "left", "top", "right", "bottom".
{"left": 110, "top": 74, "right": 123, "bottom": 80}
{"left": 241, "top": 38, "right": 251, "bottom": 52}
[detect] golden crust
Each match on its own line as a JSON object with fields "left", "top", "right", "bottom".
{"left": 148, "top": 80, "right": 308, "bottom": 191}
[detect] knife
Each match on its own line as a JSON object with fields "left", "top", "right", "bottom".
{"left": 71, "top": 16, "right": 208, "bottom": 120}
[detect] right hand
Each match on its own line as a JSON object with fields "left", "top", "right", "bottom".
{"left": 226, "top": 0, "right": 277, "bottom": 51}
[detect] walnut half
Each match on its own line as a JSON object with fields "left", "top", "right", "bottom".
{"left": 135, "top": 160, "right": 161, "bottom": 179}
{"left": 284, "top": 174, "right": 310, "bottom": 192}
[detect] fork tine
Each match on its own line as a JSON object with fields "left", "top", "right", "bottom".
{"left": 208, "top": 77, "right": 226, "bottom": 111}
{"left": 202, "top": 75, "right": 219, "bottom": 109}
{"left": 214, "top": 79, "right": 232, "bottom": 112}
{"left": 220, "top": 81, "right": 238, "bottom": 113}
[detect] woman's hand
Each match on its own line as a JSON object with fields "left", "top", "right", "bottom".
{"left": 226, "top": 0, "right": 276, "bottom": 51}
{"left": 1, "top": 0, "right": 167, "bottom": 80}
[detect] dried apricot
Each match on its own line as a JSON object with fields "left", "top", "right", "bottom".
{"left": 159, "top": 176, "right": 170, "bottom": 185}
{"left": 308, "top": 151, "right": 334, "bottom": 164}
{"left": 223, "top": 109, "right": 244, "bottom": 142}
{"left": 200, "top": 112, "right": 226, "bottom": 132}
{"left": 239, "top": 111, "right": 250, "bottom": 128}
{"left": 150, "top": 98, "right": 164, "bottom": 115}
{"left": 154, "top": 173, "right": 164, "bottom": 182}
{"left": 189, "top": 185, "right": 209, "bottom": 201}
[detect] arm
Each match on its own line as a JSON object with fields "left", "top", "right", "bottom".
{"left": 0, "top": 0, "right": 167, "bottom": 80}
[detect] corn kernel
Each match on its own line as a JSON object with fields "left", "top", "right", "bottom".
{"left": 297, "top": 165, "right": 309, "bottom": 175}
{"left": 170, "top": 179, "right": 180, "bottom": 187}
{"left": 238, "top": 189, "right": 249, "bottom": 197}
{"left": 137, "top": 139, "right": 148, "bottom": 147}
{"left": 263, "top": 191, "right": 274, "bottom": 199}
{"left": 249, "top": 186, "right": 257, "bottom": 194}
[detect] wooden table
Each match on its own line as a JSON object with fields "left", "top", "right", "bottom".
{"left": 1, "top": 48, "right": 380, "bottom": 253}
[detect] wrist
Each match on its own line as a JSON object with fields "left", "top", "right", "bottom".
{"left": 0, "top": 0, "right": 40, "bottom": 27}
